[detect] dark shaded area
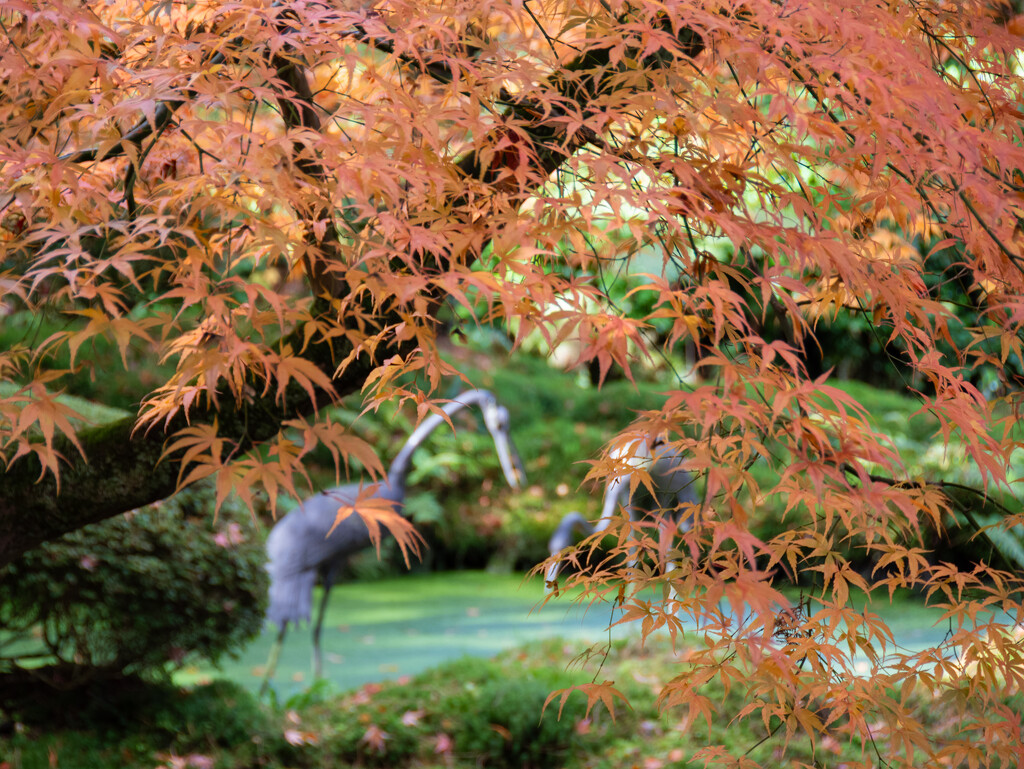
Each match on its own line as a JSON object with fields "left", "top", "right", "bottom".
{"left": 0, "top": 671, "right": 295, "bottom": 766}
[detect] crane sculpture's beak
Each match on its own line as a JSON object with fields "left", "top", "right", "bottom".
{"left": 482, "top": 399, "right": 526, "bottom": 490}
{"left": 496, "top": 432, "right": 526, "bottom": 490}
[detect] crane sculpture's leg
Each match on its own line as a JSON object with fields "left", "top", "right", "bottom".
{"left": 658, "top": 513, "right": 683, "bottom": 603}
{"left": 260, "top": 622, "right": 289, "bottom": 696}
{"left": 311, "top": 567, "right": 338, "bottom": 680}
{"left": 311, "top": 586, "right": 329, "bottom": 680}
{"left": 661, "top": 491, "right": 699, "bottom": 604}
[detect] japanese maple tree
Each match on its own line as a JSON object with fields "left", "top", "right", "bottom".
{"left": 1, "top": 0, "right": 1023, "bottom": 766}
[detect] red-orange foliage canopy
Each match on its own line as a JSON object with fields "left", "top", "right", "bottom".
{"left": 1, "top": 1, "right": 1023, "bottom": 766}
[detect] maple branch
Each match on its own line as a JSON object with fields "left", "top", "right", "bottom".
{"left": 0, "top": 304, "right": 421, "bottom": 568}
{"left": 0, "top": 15, "right": 708, "bottom": 567}
{"left": 349, "top": 25, "right": 460, "bottom": 86}
{"left": 773, "top": 41, "right": 1024, "bottom": 283}
{"left": 59, "top": 50, "right": 229, "bottom": 166}
{"left": 1, "top": 18, "right": 423, "bottom": 565}
{"left": 0, "top": 38, "right": 418, "bottom": 559}
{"left": 455, "top": 20, "right": 706, "bottom": 188}
{"left": 840, "top": 463, "right": 1021, "bottom": 576}
{"left": 0, "top": 58, "right": 380, "bottom": 569}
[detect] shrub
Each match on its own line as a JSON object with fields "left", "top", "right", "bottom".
{"left": 0, "top": 481, "right": 268, "bottom": 683}
{"left": 313, "top": 654, "right": 592, "bottom": 769}
{"left": 150, "top": 680, "right": 282, "bottom": 753}
{"left": 452, "top": 673, "right": 590, "bottom": 769}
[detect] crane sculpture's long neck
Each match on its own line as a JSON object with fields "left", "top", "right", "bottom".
{"left": 385, "top": 390, "right": 492, "bottom": 498}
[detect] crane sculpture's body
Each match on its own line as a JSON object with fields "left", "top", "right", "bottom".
{"left": 546, "top": 435, "right": 698, "bottom": 588}
{"left": 262, "top": 390, "right": 524, "bottom": 689}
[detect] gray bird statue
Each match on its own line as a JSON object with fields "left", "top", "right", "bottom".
{"left": 261, "top": 389, "right": 525, "bottom": 691}
{"left": 545, "top": 434, "right": 698, "bottom": 589}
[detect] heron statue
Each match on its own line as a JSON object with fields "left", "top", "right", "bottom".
{"left": 545, "top": 434, "right": 698, "bottom": 589}
{"left": 262, "top": 389, "right": 525, "bottom": 690}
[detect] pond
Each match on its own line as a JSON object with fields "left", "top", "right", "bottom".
{"left": 178, "top": 571, "right": 625, "bottom": 698}
{"left": 179, "top": 570, "right": 966, "bottom": 700}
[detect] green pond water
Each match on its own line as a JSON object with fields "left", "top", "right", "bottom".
{"left": 178, "top": 571, "right": 625, "bottom": 699}
{"left": 178, "top": 571, "right": 966, "bottom": 700}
